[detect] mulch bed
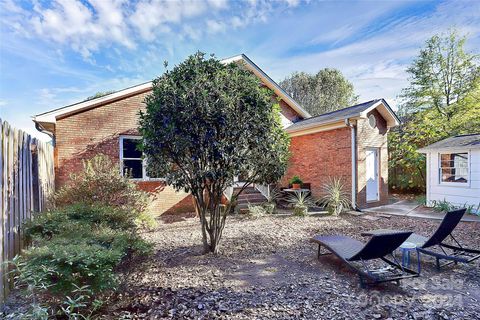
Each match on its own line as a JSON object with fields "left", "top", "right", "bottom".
{"left": 104, "top": 213, "right": 480, "bottom": 319}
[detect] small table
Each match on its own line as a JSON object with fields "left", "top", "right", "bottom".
{"left": 361, "top": 229, "right": 421, "bottom": 272}
{"left": 283, "top": 188, "right": 310, "bottom": 194}
{"left": 399, "top": 242, "right": 417, "bottom": 268}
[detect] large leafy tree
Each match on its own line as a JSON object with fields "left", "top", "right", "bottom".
{"left": 139, "top": 52, "right": 290, "bottom": 254}
{"left": 389, "top": 30, "right": 479, "bottom": 191}
{"left": 399, "top": 29, "right": 479, "bottom": 119}
{"left": 280, "top": 69, "right": 358, "bottom": 116}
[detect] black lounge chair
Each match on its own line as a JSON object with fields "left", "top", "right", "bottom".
{"left": 311, "top": 231, "right": 419, "bottom": 288}
{"left": 405, "top": 208, "right": 480, "bottom": 270}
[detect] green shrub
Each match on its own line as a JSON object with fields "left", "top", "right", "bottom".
{"left": 248, "top": 204, "right": 267, "bottom": 217}
{"left": 54, "top": 154, "right": 154, "bottom": 227}
{"left": 16, "top": 202, "right": 153, "bottom": 318}
{"left": 318, "top": 177, "right": 351, "bottom": 216}
{"left": 289, "top": 175, "right": 303, "bottom": 185}
{"left": 286, "top": 191, "right": 313, "bottom": 216}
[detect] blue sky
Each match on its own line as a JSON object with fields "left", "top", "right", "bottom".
{"left": 1, "top": 0, "right": 479, "bottom": 140}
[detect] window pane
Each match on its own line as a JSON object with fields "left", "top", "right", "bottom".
{"left": 123, "top": 160, "right": 143, "bottom": 179}
{"left": 123, "top": 138, "right": 142, "bottom": 159}
{"left": 440, "top": 153, "right": 468, "bottom": 168}
{"left": 440, "top": 168, "right": 468, "bottom": 183}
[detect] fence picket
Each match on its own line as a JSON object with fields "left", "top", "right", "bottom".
{"left": 0, "top": 119, "right": 54, "bottom": 303}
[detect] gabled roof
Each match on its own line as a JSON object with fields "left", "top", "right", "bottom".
{"left": 418, "top": 134, "right": 480, "bottom": 152}
{"left": 33, "top": 54, "right": 310, "bottom": 134}
{"left": 285, "top": 99, "right": 400, "bottom": 134}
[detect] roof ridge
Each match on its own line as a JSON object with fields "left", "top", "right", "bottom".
{"left": 295, "top": 99, "right": 379, "bottom": 121}
{"left": 454, "top": 133, "right": 480, "bottom": 137}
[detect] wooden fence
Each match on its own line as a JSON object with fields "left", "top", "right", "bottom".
{"left": 0, "top": 118, "right": 55, "bottom": 302}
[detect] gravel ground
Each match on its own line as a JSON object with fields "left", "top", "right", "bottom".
{"left": 106, "top": 213, "right": 480, "bottom": 320}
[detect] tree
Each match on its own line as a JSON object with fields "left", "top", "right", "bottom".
{"left": 389, "top": 30, "right": 480, "bottom": 191}
{"left": 85, "top": 90, "right": 116, "bottom": 101}
{"left": 400, "top": 29, "right": 479, "bottom": 119}
{"left": 139, "top": 52, "right": 290, "bottom": 254}
{"left": 280, "top": 69, "right": 358, "bottom": 116}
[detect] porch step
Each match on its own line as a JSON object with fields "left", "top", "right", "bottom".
{"left": 235, "top": 186, "right": 267, "bottom": 212}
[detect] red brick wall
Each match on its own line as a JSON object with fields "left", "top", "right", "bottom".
{"left": 282, "top": 127, "right": 352, "bottom": 199}
{"left": 356, "top": 109, "right": 389, "bottom": 208}
{"left": 54, "top": 90, "right": 193, "bottom": 215}
{"left": 54, "top": 88, "right": 303, "bottom": 215}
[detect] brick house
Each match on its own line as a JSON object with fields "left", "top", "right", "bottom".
{"left": 33, "top": 54, "right": 399, "bottom": 213}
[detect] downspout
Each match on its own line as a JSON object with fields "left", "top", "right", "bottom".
{"left": 345, "top": 119, "right": 357, "bottom": 210}
{"left": 34, "top": 121, "right": 56, "bottom": 146}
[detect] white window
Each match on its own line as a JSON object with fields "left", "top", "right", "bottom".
{"left": 439, "top": 152, "right": 469, "bottom": 184}
{"left": 120, "top": 136, "right": 159, "bottom": 180}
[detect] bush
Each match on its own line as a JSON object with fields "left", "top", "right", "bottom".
{"left": 286, "top": 191, "right": 313, "bottom": 216}
{"left": 289, "top": 175, "right": 303, "bottom": 185}
{"left": 318, "top": 178, "right": 351, "bottom": 216}
{"left": 14, "top": 202, "right": 153, "bottom": 318}
{"left": 54, "top": 154, "right": 155, "bottom": 227}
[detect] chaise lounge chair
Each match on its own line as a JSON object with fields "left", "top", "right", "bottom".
{"left": 311, "top": 231, "right": 419, "bottom": 288}
{"left": 405, "top": 208, "right": 480, "bottom": 270}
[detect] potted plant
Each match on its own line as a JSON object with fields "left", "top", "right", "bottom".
{"left": 289, "top": 176, "right": 303, "bottom": 190}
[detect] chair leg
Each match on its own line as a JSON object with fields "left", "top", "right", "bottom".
{"left": 359, "top": 276, "right": 366, "bottom": 289}
{"left": 317, "top": 244, "right": 321, "bottom": 259}
{"left": 436, "top": 257, "right": 441, "bottom": 270}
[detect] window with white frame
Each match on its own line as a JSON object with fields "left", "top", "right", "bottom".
{"left": 439, "top": 152, "right": 469, "bottom": 184}
{"left": 119, "top": 136, "right": 159, "bottom": 180}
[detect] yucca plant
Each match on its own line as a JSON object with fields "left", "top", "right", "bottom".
{"left": 318, "top": 178, "right": 351, "bottom": 216}
{"left": 286, "top": 191, "right": 314, "bottom": 216}
{"left": 262, "top": 187, "right": 282, "bottom": 214}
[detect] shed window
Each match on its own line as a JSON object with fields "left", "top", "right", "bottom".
{"left": 439, "top": 153, "right": 468, "bottom": 184}
{"left": 120, "top": 136, "right": 159, "bottom": 180}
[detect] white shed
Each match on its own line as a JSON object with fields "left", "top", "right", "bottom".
{"left": 418, "top": 134, "right": 480, "bottom": 211}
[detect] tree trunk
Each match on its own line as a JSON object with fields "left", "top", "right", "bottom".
{"left": 194, "top": 193, "right": 226, "bottom": 254}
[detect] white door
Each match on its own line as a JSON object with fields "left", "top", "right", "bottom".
{"left": 366, "top": 148, "right": 379, "bottom": 202}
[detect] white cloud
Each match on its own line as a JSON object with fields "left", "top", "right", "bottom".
{"left": 206, "top": 19, "right": 226, "bottom": 34}
{"left": 0, "top": 100, "right": 7, "bottom": 107}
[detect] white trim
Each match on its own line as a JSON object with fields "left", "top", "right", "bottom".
{"left": 437, "top": 151, "right": 470, "bottom": 188}
{"left": 223, "top": 54, "right": 311, "bottom": 119}
{"left": 287, "top": 121, "right": 348, "bottom": 137}
{"left": 359, "top": 99, "right": 400, "bottom": 127}
{"left": 119, "top": 135, "right": 164, "bottom": 181}
{"left": 33, "top": 54, "right": 310, "bottom": 127}
{"left": 35, "top": 82, "right": 152, "bottom": 124}
{"left": 365, "top": 147, "right": 380, "bottom": 202}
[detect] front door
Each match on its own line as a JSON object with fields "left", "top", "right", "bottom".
{"left": 366, "top": 148, "right": 379, "bottom": 202}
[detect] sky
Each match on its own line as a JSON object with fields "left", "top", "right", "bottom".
{"left": 0, "top": 0, "right": 479, "bottom": 140}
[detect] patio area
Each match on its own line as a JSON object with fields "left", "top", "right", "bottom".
{"left": 363, "top": 200, "right": 480, "bottom": 222}
{"left": 105, "top": 213, "right": 480, "bottom": 319}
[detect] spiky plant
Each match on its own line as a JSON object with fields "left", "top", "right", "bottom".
{"left": 318, "top": 178, "right": 351, "bottom": 216}
{"left": 286, "top": 191, "right": 314, "bottom": 216}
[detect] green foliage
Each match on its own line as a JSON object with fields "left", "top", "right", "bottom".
{"left": 318, "top": 178, "right": 351, "bottom": 216}
{"left": 85, "top": 90, "right": 116, "bottom": 101}
{"left": 54, "top": 154, "right": 155, "bottom": 228}
{"left": 280, "top": 69, "right": 358, "bottom": 116}
{"left": 289, "top": 175, "right": 303, "bottom": 185}
{"left": 400, "top": 29, "right": 479, "bottom": 117}
{"left": 139, "top": 52, "right": 290, "bottom": 253}
{"left": 13, "top": 203, "right": 152, "bottom": 318}
{"left": 390, "top": 29, "right": 480, "bottom": 191}
{"left": 432, "top": 199, "right": 457, "bottom": 212}
{"left": 286, "top": 191, "right": 314, "bottom": 216}
{"left": 247, "top": 204, "right": 267, "bottom": 218}
{"left": 262, "top": 188, "right": 282, "bottom": 214}
{"left": 415, "top": 195, "right": 427, "bottom": 206}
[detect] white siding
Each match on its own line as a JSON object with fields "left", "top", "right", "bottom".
{"left": 426, "top": 149, "right": 480, "bottom": 211}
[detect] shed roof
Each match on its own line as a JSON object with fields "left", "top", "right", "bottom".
{"left": 418, "top": 134, "right": 480, "bottom": 152}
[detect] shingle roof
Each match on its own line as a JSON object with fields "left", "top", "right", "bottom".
{"left": 286, "top": 99, "right": 386, "bottom": 131}
{"left": 418, "top": 134, "right": 480, "bottom": 152}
